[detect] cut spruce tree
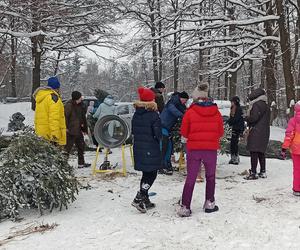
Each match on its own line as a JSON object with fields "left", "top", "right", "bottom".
{"left": 0, "top": 131, "right": 78, "bottom": 221}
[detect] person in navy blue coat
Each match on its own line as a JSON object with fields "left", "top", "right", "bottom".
{"left": 160, "top": 91, "right": 189, "bottom": 174}
{"left": 131, "top": 87, "right": 162, "bottom": 213}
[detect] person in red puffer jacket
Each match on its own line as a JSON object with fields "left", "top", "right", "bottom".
{"left": 177, "top": 84, "right": 224, "bottom": 217}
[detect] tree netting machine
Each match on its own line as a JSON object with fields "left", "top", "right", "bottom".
{"left": 92, "top": 114, "right": 134, "bottom": 176}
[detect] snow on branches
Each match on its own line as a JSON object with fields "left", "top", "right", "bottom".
{"left": 0, "top": 131, "right": 78, "bottom": 221}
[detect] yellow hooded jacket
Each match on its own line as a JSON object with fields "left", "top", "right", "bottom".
{"left": 33, "top": 87, "right": 66, "bottom": 145}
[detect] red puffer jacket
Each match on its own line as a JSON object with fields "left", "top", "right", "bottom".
{"left": 181, "top": 102, "right": 224, "bottom": 150}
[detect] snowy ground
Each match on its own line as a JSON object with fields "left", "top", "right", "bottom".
{"left": 0, "top": 102, "right": 299, "bottom": 250}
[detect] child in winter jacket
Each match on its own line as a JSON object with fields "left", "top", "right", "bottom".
{"left": 282, "top": 101, "right": 300, "bottom": 196}
{"left": 131, "top": 87, "right": 162, "bottom": 213}
{"left": 159, "top": 91, "right": 189, "bottom": 175}
{"left": 227, "top": 96, "right": 244, "bottom": 165}
{"left": 177, "top": 84, "right": 224, "bottom": 217}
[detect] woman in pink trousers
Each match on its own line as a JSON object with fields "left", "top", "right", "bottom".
{"left": 281, "top": 101, "right": 300, "bottom": 196}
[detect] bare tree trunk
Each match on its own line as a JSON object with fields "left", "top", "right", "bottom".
{"left": 275, "top": 0, "right": 296, "bottom": 106}
{"left": 295, "top": 0, "right": 300, "bottom": 100}
{"left": 148, "top": 0, "right": 159, "bottom": 82}
{"left": 217, "top": 77, "right": 221, "bottom": 99}
{"left": 173, "top": 31, "right": 179, "bottom": 91}
{"left": 224, "top": 72, "right": 229, "bottom": 100}
{"left": 0, "top": 36, "right": 7, "bottom": 54}
{"left": 248, "top": 60, "right": 254, "bottom": 88}
{"left": 30, "top": 1, "right": 44, "bottom": 110}
{"left": 54, "top": 51, "right": 61, "bottom": 76}
{"left": 172, "top": 0, "right": 179, "bottom": 91}
{"left": 223, "top": 0, "right": 228, "bottom": 100}
{"left": 228, "top": 7, "right": 237, "bottom": 99}
{"left": 198, "top": 48, "right": 203, "bottom": 82}
{"left": 264, "top": 1, "right": 277, "bottom": 106}
{"left": 10, "top": 33, "right": 17, "bottom": 97}
{"left": 261, "top": 59, "right": 266, "bottom": 87}
{"left": 157, "top": 0, "right": 163, "bottom": 81}
{"left": 31, "top": 35, "right": 42, "bottom": 110}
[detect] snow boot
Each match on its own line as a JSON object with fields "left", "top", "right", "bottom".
{"left": 177, "top": 205, "right": 191, "bottom": 217}
{"left": 203, "top": 200, "right": 219, "bottom": 213}
{"left": 244, "top": 169, "right": 258, "bottom": 180}
{"left": 165, "top": 168, "right": 173, "bottom": 175}
{"left": 229, "top": 155, "right": 239, "bottom": 165}
{"left": 78, "top": 163, "right": 91, "bottom": 168}
{"left": 258, "top": 172, "right": 267, "bottom": 178}
{"left": 144, "top": 195, "right": 155, "bottom": 209}
{"left": 228, "top": 155, "right": 235, "bottom": 164}
{"left": 99, "top": 160, "right": 111, "bottom": 170}
{"left": 158, "top": 168, "right": 173, "bottom": 175}
{"left": 293, "top": 191, "right": 300, "bottom": 196}
{"left": 131, "top": 192, "right": 147, "bottom": 213}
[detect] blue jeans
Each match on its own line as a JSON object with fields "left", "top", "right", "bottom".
{"left": 161, "top": 128, "right": 173, "bottom": 170}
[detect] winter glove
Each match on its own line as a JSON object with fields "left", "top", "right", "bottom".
{"left": 280, "top": 148, "right": 287, "bottom": 160}
{"left": 51, "top": 141, "right": 58, "bottom": 147}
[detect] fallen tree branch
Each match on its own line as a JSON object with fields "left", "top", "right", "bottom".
{"left": 0, "top": 222, "right": 58, "bottom": 247}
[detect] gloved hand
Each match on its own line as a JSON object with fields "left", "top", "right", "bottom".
{"left": 280, "top": 148, "right": 287, "bottom": 160}
{"left": 51, "top": 141, "right": 58, "bottom": 147}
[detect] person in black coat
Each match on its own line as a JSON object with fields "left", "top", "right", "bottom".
{"left": 244, "top": 88, "right": 270, "bottom": 180}
{"left": 227, "top": 96, "right": 245, "bottom": 165}
{"left": 64, "top": 91, "right": 90, "bottom": 168}
{"left": 131, "top": 87, "right": 162, "bottom": 213}
{"left": 151, "top": 81, "right": 165, "bottom": 113}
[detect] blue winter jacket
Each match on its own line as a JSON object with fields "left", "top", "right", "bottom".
{"left": 132, "top": 101, "right": 162, "bottom": 172}
{"left": 160, "top": 94, "right": 186, "bottom": 131}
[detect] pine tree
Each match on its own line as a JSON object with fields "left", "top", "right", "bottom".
{"left": 0, "top": 131, "right": 78, "bottom": 221}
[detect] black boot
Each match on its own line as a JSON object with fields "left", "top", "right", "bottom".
{"left": 203, "top": 200, "right": 219, "bottom": 213}
{"left": 244, "top": 169, "right": 258, "bottom": 180}
{"left": 228, "top": 155, "right": 235, "bottom": 164}
{"left": 131, "top": 192, "right": 146, "bottom": 213}
{"left": 144, "top": 195, "right": 155, "bottom": 209}
{"left": 229, "top": 155, "right": 239, "bottom": 165}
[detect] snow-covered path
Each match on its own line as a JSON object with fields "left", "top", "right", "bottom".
{"left": 0, "top": 150, "right": 299, "bottom": 250}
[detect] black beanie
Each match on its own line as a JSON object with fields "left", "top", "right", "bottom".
{"left": 72, "top": 91, "right": 82, "bottom": 101}
{"left": 179, "top": 91, "right": 189, "bottom": 99}
{"left": 230, "top": 96, "right": 240, "bottom": 105}
{"left": 155, "top": 81, "right": 165, "bottom": 89}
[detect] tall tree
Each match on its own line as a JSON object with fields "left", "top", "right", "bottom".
{"left": 275, "top": 0, "right": 296, "bottom": 105}
{"left": 1, "top": 0, "right": 120, "bottom": 108}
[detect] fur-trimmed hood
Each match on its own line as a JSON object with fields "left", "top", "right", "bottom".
{"left": 134, "top": 101, "right": 158, "bottom": 111}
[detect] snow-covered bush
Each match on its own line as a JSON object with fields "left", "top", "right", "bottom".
{"left": 0, "top": 132, "right": 78, "bottom": 221}
{"left": 7, "top": 112, "right": 26, "bottom": 132}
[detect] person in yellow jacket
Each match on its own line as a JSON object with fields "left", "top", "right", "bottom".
{"left": 33, "top": 77, "right": 66, "bottom": 145}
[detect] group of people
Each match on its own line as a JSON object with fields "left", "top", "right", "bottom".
{"left": 32, "top": 76, "right": 300, "bottom": 217}
{"left": 33, "top": 76, "right": 90, "bottom": 168}
{"left": 227, "top": 88, "right": 270, "bottom": 180}
{"left": 131, "top": 83, "right": 300, "bottom": 217}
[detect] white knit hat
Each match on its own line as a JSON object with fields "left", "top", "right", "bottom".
{"left": 191, "top": 83, "right": 209, "bottom": 100}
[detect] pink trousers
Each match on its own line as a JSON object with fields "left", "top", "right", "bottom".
{"left": 292, "top": 154, "right": 300, "bottom": 192}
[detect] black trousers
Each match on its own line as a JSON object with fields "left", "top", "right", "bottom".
{"left": 140, "top": 171, "right": 158, "bottom": 196}
{"left": 230, "top": 130, "right": 241, "bottom": 156}
{"left": 65, "top": 133, "right": 85, "bottom": 165}
{"left": 250, "top": 152, "right": 266, "bottom": 174}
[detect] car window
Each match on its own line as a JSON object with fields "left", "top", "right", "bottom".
{"left": 116, "top": 105, "right": 129, "bottom": 115}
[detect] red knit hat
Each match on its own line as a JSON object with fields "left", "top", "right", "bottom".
{"left": 138, "top": 87, "right": 155, "bottom": 102}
